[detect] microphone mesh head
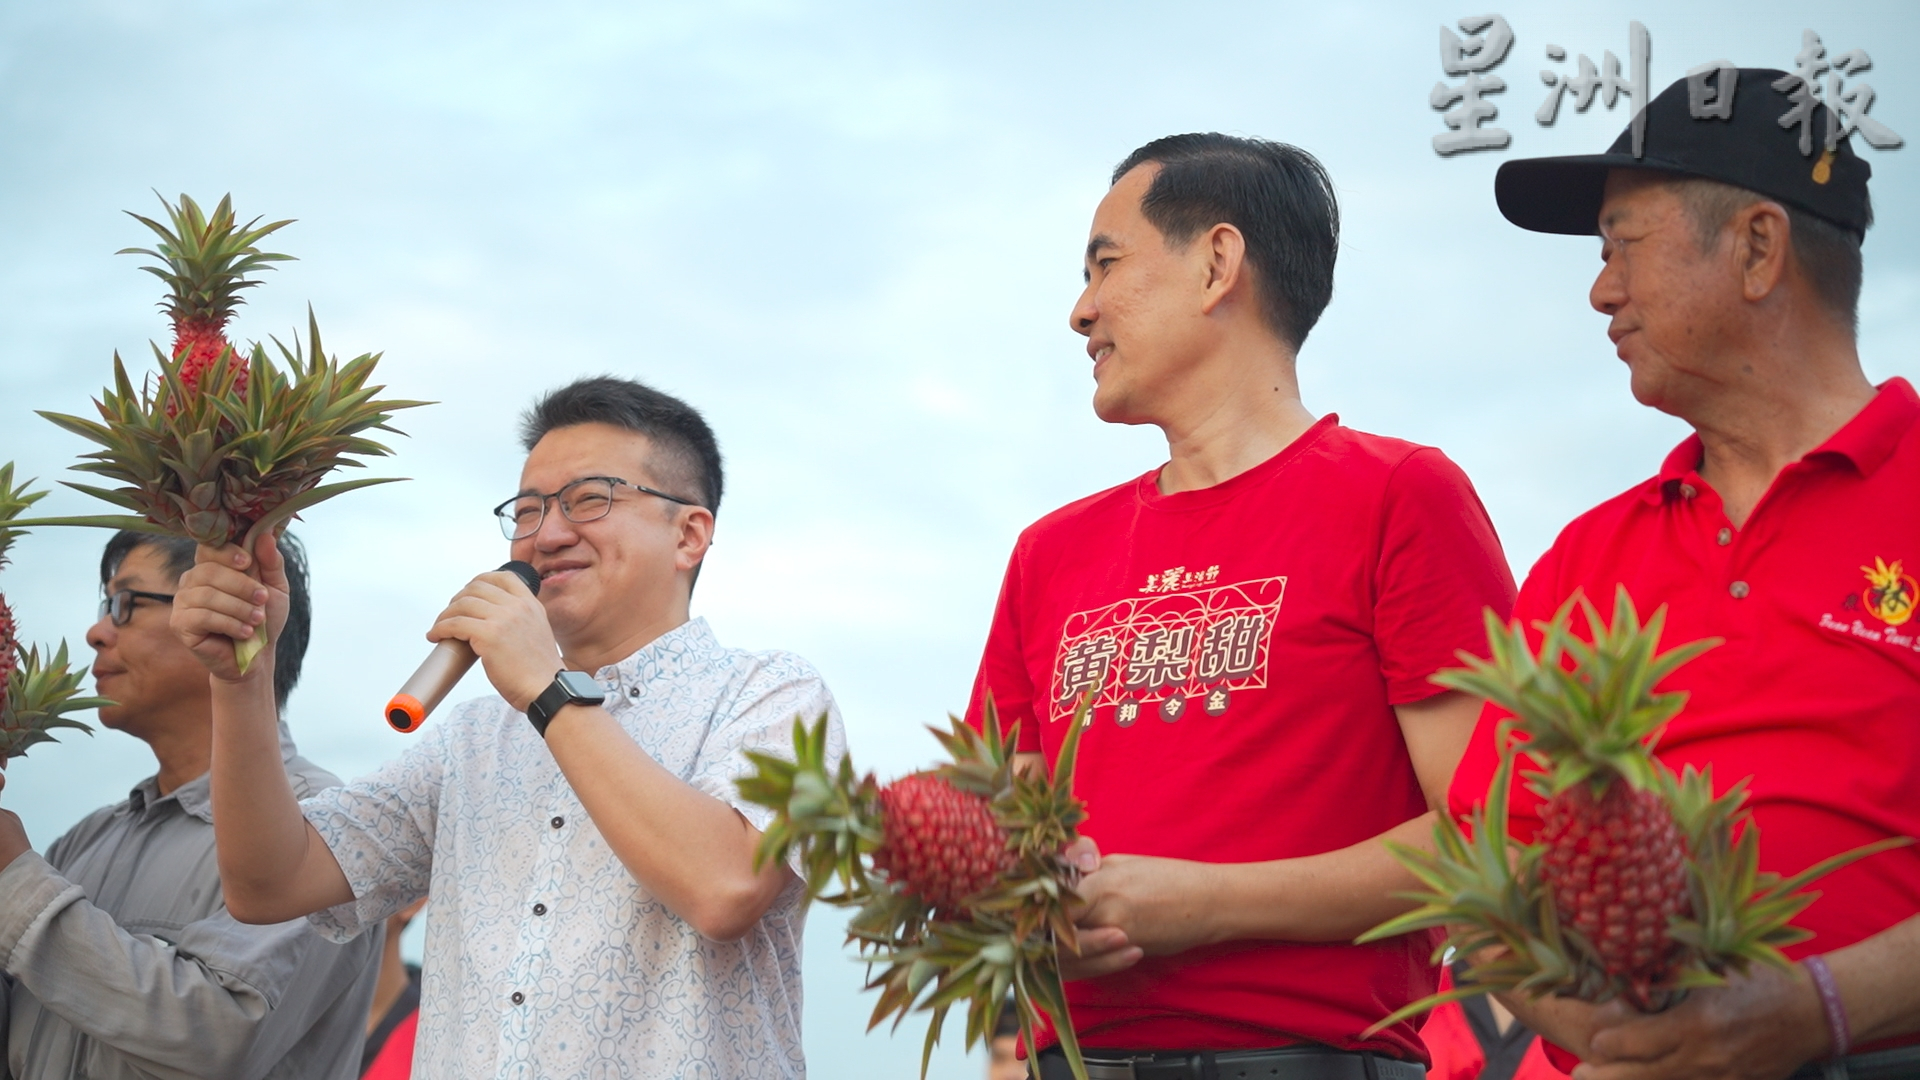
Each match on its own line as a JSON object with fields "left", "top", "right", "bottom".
{"left": 501, "top": 560, "right": 541, "bottom": 597}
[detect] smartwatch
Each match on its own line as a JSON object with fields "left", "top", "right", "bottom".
{"left": 526, "top": 669, "right": 605, "bottom": 737}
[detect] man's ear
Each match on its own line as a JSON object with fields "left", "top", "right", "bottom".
{"left": 675, "top": 506, "right": 715, "bottom": 575}
{"left": 1733, "top": 200, "right": 1792, "bottom": 303}
{"left": 1198, "top": 222, "right": 1250, "bottom": 316}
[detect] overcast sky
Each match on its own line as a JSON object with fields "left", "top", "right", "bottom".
{"left": 2, "top": 2, "right": 1915, "bottom": 1075}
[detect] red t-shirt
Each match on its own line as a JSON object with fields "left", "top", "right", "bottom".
{"left": 967, "top": 416, "right": 1517, "bottom": 1062}
{"left": 1449, "top": 378, "right": 1920, "bottom": 1066}
{"left": 362, "top": 1010, "right": 418, "bottom": 1080}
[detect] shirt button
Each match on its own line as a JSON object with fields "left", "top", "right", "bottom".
{"left": 550, "top": 816, "right": 565, "bottom": 829}
{"left": 533, "top": 902, "right": 547, "bottom": 916}
{"left": 1680, "top": 483, "right": 1698, "bottom": 499}
{"left": 628, "top": 686, "right": 640, "bottom": 698}
{"left": 1730, "top": 580, "right": 1750, "bottom": 599}
{"left": 1717, "top": 528, "right": 1732, "bottom": 546}
{"left": 510, "top": 991, "right": 525, "bottom": 1005}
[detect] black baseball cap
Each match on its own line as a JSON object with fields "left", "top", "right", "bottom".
{"left": 1496, "top": 68, "right": 1873, "bottom": 240}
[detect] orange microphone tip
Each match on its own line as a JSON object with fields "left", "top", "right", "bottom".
{"left": 386, "top": 694, "right": 426, "bottom": 733}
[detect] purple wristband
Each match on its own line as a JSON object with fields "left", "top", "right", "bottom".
{"left": 1803, "top": 954, "right": 1851, "bottom": 1060}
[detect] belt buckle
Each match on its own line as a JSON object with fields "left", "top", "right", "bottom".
{"left": 1082, "top": 1056, "right": 1145, "bottom": 1080}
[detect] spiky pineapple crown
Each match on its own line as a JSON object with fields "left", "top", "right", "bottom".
{"left": 0, "top": 463, "right": 47, "bottom": 569}
{"left": 34, "top": 194, "right": 426, "bottom": 675}
{"left": 1440, "top": 589, "right": 1716, "bottom": 802}
{"left": 0, "top": 463, "right": 106, "bottom": 761}
{"left": 119, "top": 193, "right": 294, "bottom": 341}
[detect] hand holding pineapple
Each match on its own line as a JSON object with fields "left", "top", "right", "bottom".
{"left": 170, "top": 531, "right": 291, "bottom": 686}
{"left": 1577, "top": 961, "right": 1835, "bottom": 1077}
{"left": 1062, "top": 844, "right": 1221, "bottom": 969}
{"left": 0, "top": 776, "right": 29, "bottom": 871}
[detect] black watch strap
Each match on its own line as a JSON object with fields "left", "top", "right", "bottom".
{"left": 526, "top": 670, "right": 605, "bottom": 737}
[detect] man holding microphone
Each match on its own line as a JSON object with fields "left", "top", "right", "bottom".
{"left": 173, "top": 376, "right": 845, "bottom": 1079}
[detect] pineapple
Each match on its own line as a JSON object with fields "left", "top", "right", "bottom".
{"left": 1359, "top": 587, "right": 1909, "bottom": 1027}
{"left": 738, "top": 702, "right": 1092, "bottom": 1080}
{"left": 0, "top": 462, "right": 32, "bottom": 718}
{"left": 119, "top": 193, "right": 293, "bottom": 400}
{"left": 1499, "top": 591, "right": 1701, "bottom": 1008}
{"left": 0, "top": 463, "right": 105, "bottom": 761}
{"left": 871, "top": 773, "right": 1019, "bottom": 913}
{"left": 0, "top": 596, "right": 13, "bottom": 717}
{"left": 1539, "top": 784, "right": 1690, "bottom": 1005}
{"left": 36, "top": 195, "right": 426, "bottom": 673}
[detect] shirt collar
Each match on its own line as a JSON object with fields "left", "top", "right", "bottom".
{"left": 125, "top": 721, "right": 301, "bottom": 823}
{"left": 1811, "top": 376, "right": 1919, "bottom": 477}
{"left": 597, "top": 617, "right": 723, "bottom": 700}
{"left": 1643, "top": 377, "right": 1918, "bottom": 505}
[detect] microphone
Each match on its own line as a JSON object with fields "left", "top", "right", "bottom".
{"left": 385, "top": 561, "right": 542, "bottom": 732}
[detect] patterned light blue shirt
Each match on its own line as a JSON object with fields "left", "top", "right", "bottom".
{"left": 300, "top": 618, "right": 843, "bottom": 1080}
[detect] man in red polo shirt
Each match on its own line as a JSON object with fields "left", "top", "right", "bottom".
{"left": 1448, "top": 70, "right": 1920, "bottom": 1078}
{"left": 966, "top": 133, "right": 1516, "bottom": 1079}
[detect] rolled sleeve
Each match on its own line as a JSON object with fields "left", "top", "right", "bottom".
{"left": 690, "top": 653, "right": 846, "bottom": 875}
{"left": 0, "top": 851, "right": 378, "bottom": 1080}
{"left": 302, "top": 722, "right": 448, "bottom": 943}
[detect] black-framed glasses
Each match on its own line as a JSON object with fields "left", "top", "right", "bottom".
{"left": 100, "top": 589, "right": 175, "bottom": 627}
{"left": 492, "top": 476, "right": 699, "bottom": 541}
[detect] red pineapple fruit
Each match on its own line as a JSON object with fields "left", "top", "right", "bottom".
{"left": 1538, "top": 782, "right": 1691, "bottom": 1001}
{"left": 119, "top": 193, "right": 294, "bottom": 401}
{"left": 871, "top": 773, "right": 1017, "bottom": 912}
{"left": 0, "top": 595, "right": 14, "bottom": 718}
{"left": 0, "top": 464, "right": 29, "bottom": 717}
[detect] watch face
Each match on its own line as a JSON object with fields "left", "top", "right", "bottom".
{"left": 556, "top": 670, "right": 605, "bottom": 701}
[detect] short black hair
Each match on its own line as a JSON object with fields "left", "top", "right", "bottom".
{"left": 1111, "top": 134, "right": 1340, "bottom": 351}
{"left": 101, "top": 530, "right": 312, "bottom": 711}
{"left": 519, "top": 376, "right": 724, "bottom": 516}
{"left": 1668, "top": 175, "right": 1865, "bottom": 334}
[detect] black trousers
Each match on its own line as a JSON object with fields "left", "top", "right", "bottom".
{"left": 1033, "top": 1045, "right": 1424, "bottom": 1080}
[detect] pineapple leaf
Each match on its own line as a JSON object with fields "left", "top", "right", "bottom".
{"left": 3, "top": 641, "right": 108, "bottom": 761}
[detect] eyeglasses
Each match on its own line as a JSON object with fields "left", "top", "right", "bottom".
{"left": 100, "top": 589, "right": 176, "bottom": 626}
{"left": 492, "top": 476, "right": 699, "bottom": 541}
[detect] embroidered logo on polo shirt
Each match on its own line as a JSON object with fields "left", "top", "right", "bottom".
{"left": 1049, "top": 573, "right": 1285, "bottom": 725}
{"left": 1862, "top": 557, "right": 1917, "bottom": 627}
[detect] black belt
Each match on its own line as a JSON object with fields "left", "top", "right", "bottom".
{"left": 1788, "top": 1045, "right": 1920, "bottom": 1080}
{"left": 1034, "top": 1045, "right": 1425, "bottom": 1080}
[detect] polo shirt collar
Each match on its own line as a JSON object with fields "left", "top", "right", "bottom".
{"left": 1644, "top": 377, "right": 1918, "bottom": 505}
{"left": 124, "top": 720, "right": 302, "bottom": 823}
{"left": 1816, "top": 376, "right": 1919, "bottom": 477}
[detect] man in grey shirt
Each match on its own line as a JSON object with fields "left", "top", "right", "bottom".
{"left": 0, "top": 532, "right": 379, "bottom": 1080}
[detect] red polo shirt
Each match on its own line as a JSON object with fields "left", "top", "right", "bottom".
{"left": 1449, "top": 377, "right": 1920, "bottom": 1060}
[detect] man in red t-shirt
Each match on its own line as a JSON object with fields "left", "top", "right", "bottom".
{"left": 965, "top": 133, "right": 1516, "bottom": 1078}
{"left": 1449, "top": 70, "right": 1920, "bottom": 1078}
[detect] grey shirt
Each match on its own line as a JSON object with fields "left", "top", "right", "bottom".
{"left": 0, "top": 735, "right": 381, "bottom": 1080}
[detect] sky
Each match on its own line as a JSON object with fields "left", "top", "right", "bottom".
{"left": 0, "top": 2, "right": 1915, "bottom": 1076}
